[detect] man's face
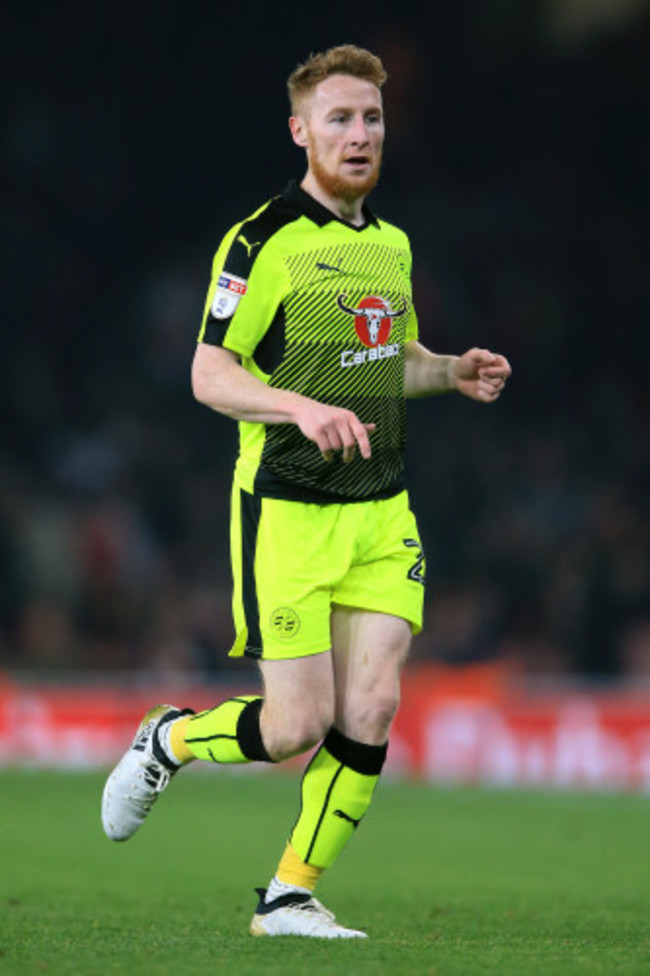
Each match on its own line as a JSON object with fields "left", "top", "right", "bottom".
{"left": 291, "top": 74, "right": 385, "bottom": 201}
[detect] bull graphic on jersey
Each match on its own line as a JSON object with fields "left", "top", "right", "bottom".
{"left": 337, "top": 294, "right": 408, "bottom": 348}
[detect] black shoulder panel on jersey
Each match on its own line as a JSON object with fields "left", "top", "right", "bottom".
{"left": 253, "top": 303, "right": 286, "bottom": 375}
{"left": 201, "top": 194, "right": 302, "bottom": 348}
{"left": 222, "top": 194, "right": 303, "bottom": 279}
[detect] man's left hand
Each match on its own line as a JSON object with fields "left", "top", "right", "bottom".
{"left": 452, "top": 348, "right": 512, "bottom": 403}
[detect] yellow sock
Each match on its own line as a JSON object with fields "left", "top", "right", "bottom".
{"left": 276, "top": 843, "right": 323, "bottom": 891}
{"left": 183, "top": 696, "right": 271, "bottom": 764}
{"left": 289, "top": 727, "right": 387, "bottom": 869}
{"left": 169, "top": 715, "right": 195, "bottom": 764}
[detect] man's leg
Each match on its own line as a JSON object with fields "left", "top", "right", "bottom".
{"left": 101, "top": 654, "right": 334, "bottom": 842}
{"left": 101, "top": 616, "right": 407, "bottom": 937}
{"left": 265, "top": 609, "right": 410, "bottom": 913}
{"left": 331, "top": 607, "right": 411, "bottom": 744}
{"left": 177, "top": 653, "right": 335, "bottom": 764}
{"left": 101, "top": 651, "right": 372, "bottom": 937}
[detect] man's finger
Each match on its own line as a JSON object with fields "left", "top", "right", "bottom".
{"left": 351, "top": 420, "right": 375, "bottom": 460}
{"left": 340, "top": 427, "right": 358, "bottom": 464}
{"left": 481, "top": 374, "right": 506, "bottom": 390}
{"left": 468, "top": 347, "right": 494, "bottom": 366}
{"left": 315, "top": 429, "right": 337, "bottom": 462}
{"left": 326, "top": 427, "right": 344, "bottom": 452}
{"left": 338, "top": 428, "right": 357, "bottom": 464}
{"left": 472, "top": 350, "right": 513, "bottom": 377}
{"left": 478, "top": 380, "right": 502, "bottom": 401}
{"left": 342, "top": 422, "right": 377, "bottom": 463}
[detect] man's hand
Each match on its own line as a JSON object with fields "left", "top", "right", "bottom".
{"left": 294, "top": 401, "right": 376, "bottom": 463}
{"left": 192, "top": 345, "right": 374, "bottom": 461}
{"left": 451, "top": 348, "right": 512, "bottom": 403}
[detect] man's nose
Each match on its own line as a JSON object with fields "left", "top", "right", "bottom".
{"left": 349, "top": 114, "right": 370, "bottom": 145}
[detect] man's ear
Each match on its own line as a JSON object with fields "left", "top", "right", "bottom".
{"left": 289, "top": 114, "right": 309, "bottom": 148}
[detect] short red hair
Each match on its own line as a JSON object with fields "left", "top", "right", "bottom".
{"left": 287, "top": 44, "right": 387, "bottom": 114}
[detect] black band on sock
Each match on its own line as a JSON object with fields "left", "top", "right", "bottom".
{"left": 152, "top": 707, "right": 195, "bottom": 771}
{"left": 237, "top": 698, "right": 274, "bottom": 763}
{"left": 322, "top": 726, "right": 388, "bottom": 776}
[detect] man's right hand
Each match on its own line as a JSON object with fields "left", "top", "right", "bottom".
{"left": 192, "top": 345, "right": 375, "bottom": 461}
{"left": 293, "top": 401, "right": 375, "bottom": 463}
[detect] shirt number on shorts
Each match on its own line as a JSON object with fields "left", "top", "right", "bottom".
{"left": 403, "top": 538, "right": 425, "bottom": 585}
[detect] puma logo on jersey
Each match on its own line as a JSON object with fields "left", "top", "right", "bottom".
{"left": 237, "top": 234, "right": 261, "bottom": 257}
{"left": 316, "top": 261, "right": 343, "bottom": 273}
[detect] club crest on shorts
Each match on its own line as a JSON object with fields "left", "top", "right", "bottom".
{"left": 269, "top": 607, "right": 301, "bottom": 638}
{"left": 337, "top": 293, "right": 408, "bottom": 348}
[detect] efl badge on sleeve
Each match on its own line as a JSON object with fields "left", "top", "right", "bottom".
{"left": 210, "top": 272, "right": 248, "bottom": 319}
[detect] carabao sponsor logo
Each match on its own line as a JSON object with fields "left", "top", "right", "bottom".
{"left": 341, "top": 343, "right": 400, "bottom": 368}
{"left": 337, "top": 293, "right": 407, "bottom": 347}
{"left": 337, "top": 293, "right": 407, "bottom": 368}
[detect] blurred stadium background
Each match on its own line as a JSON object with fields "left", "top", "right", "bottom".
{"left": 1, "top": 1, "right": 649, "bottom": 788}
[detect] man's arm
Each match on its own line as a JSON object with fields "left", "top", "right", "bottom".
{"left": 192, "top": 343, "right": 375, "bottom": 462}
{"left": 404, "top": 341, "right": 511, "bottom": 402}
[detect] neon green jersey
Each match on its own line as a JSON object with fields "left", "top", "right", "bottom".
{"left": 198, "top": 182, "right": 418, "bottom": 503}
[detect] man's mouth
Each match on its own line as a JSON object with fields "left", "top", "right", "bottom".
{"left": 344, "top": 155, "right": 370, "bottom": 167}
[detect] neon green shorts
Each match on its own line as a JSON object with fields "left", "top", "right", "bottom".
{"left": 229, "top": 485, "right": 425, "bottom": 660}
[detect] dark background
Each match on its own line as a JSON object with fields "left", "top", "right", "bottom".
{"left": 2, "top": 1, "right": 648, "bottom": 680}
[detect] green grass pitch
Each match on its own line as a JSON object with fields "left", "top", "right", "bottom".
{"left": 1, "top": 769, "right": 649, "bottom": 974}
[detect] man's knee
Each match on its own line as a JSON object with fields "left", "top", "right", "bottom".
{"left": 339, "top": 684, "right": 401, "bottom": 745}
{"left": 261, "top": 699, "right": 334, "bottom": 761}
{"left": 363, "top": 686, "right": 401, "bottom": 735}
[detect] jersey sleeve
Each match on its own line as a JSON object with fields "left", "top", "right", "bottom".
{"left": 403, "top": 239, "right": 418, "bottom": 343}
{"left": 198, "top": 223, "right": 289, "bottom": 359}
{"left": 405, "top": 303, "right": 418, "bottom": 343}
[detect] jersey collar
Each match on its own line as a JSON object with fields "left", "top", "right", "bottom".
{"left": 282, "top": 180, "right": 380, "bottom": 231}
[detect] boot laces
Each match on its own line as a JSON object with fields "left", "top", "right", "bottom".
{"left": 142, "top": 761, "right": 171, "bottom": 793}
{"left": 123, "top": 760, "right": 170, "bottom": 812}
{"left": 297, "top": 897, "right": 335, "bottom": 922}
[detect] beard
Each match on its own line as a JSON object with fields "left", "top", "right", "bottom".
{"left": 307, "top": 136, "right": 382, "bottom": 202}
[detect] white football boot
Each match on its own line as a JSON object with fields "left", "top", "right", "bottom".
{"left": 250, "top": 888, "right": 368, "bottom": 939}
{"left": 102, "top": 704, "right": 192, "bottom": 841}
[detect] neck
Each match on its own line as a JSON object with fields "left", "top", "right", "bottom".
{"left": 300, "top": 173, "right": 366, "bottom": 227}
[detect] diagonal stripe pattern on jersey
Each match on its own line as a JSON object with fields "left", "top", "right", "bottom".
{"left": 197, "top": 182, "right": 418, "bottom": 503}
